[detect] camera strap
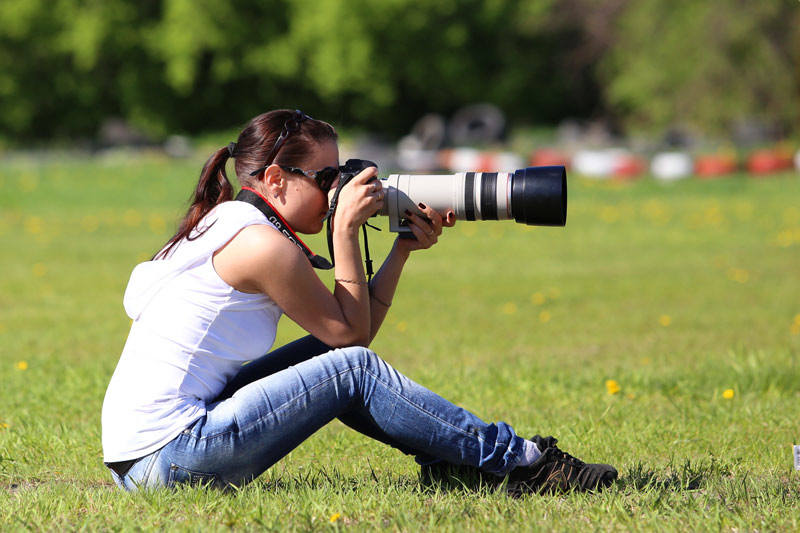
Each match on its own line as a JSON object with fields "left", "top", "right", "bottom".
{"left": 235, "top": 187, "right": 333, "bottom": 270}
{"left": 324, "top": 177, "right": 380, "bottom": 283}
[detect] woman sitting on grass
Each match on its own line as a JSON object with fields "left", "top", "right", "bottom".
{"left": 101, "top": 109, "right": 617, "bottom": 495}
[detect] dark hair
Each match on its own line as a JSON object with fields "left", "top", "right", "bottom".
{"left": 155, "top": 110, "right": 337, "bottom": 259}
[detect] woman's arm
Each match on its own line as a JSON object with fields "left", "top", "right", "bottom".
{"left": 213, "top": 168, "right": 382, "bottom": 348}
{"left": 367, "top": 205, "right": 455, "bottom": 342}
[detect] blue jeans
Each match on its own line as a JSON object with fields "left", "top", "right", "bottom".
{"left": 109, "top": 338, "right": 527, "bottom": 490}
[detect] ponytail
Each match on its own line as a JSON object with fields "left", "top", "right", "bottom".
{"left": 153, "top": 109, "right": 338, "bottom": 261}
{"left": 154, "top": 146, "right": 234, "bottom": 260}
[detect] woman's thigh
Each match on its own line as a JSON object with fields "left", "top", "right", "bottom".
{"left": 154, "top": 346, "right": 378, "bottom": 487}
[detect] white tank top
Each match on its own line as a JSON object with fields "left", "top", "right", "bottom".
{"left": 102, "top": 201, "right": 283, "bottom": 462}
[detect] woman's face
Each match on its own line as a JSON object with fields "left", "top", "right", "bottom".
{"left": 278, "top": 140, "right": 340, "bottom": 234}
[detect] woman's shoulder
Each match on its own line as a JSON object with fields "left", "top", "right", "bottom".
{"left": 212, "top": 221, "right": 306, "bottom": 290}
{"left": 227, "top": 223, "right": 302, "bottom": 261}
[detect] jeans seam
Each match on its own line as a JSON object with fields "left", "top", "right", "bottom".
{"left": 132, "top": 448, "right": 161, "bottom": 490}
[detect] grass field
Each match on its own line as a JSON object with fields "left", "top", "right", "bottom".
{"left": 1, "top": 154, "right": 799, "bottom": 530}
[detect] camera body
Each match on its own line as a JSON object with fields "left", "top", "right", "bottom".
{"left": 338, "top": 158, "right": 567, "bottom": 235}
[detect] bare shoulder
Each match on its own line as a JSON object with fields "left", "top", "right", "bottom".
{"left": 213, "top": 223, "right": 307, "bottom": 292}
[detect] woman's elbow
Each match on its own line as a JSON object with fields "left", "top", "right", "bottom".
{"left": 333, "top": 333, "right": 371, "bottom": 349}
{"left": 325, "top": 324, "right": 371, "bottom": 349}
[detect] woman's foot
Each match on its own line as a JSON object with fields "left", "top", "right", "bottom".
{"left": 420, "top": 435, "right": 617, "bottom": 496}
{"left": 506, "top": 435, "right": 618, "bottom": 496}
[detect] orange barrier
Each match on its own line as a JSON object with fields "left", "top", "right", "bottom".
{"left": 694, "top": 154, "right": 738, "bottom": 178}
{"left": 746, "top": 149, "right": 794, "bottom": 175}
{"left": 612, "top": 154, "right": 646, "bottom": 180}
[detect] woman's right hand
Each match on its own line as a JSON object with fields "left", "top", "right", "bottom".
{"left": 331, "top": 166, "right": 384, "bottom": 233}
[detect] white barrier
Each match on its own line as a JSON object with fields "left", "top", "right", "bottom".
{"left": 651, "top": 152, "right": 693, "bottom": 181}
{"left": 572, "top": 149, "right": 628, "bottom": 178}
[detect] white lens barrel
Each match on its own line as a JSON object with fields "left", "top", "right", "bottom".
{"left": 379, "top": 172, "right": 513, "bottom": 232}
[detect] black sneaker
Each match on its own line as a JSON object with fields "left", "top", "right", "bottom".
{"left": 506, "top": 435, "right": 618, "bottom": 496}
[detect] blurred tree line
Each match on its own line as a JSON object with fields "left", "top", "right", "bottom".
{"left": 0, "top": 0, "right": 797, "bottom": 143}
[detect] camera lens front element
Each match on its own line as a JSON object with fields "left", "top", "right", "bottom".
{"left": 511, "top": 166, "right": 567, "bottom": 226}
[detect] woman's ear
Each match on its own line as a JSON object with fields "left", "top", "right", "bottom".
{"left": 261, "top": 164, "right": 285, "bottom": 200}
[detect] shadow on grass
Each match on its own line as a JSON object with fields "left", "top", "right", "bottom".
{"left": 619, "top": 458, "right": 731, "bottom": 492}
{"left": 416, "top": 458, "right": 735, "bottom": 496}
{"left": 251, "top": 464, "right": 419, "bottom": 494}
{"left": 417, "top": 463, "right": 505, "bottom": 495}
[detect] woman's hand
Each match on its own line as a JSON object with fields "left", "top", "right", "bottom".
{"left": 332, "top": 166, "right": 384, "bottom": 234}
{"left": 395, "top": 203, "right": 456, "bottom": 255}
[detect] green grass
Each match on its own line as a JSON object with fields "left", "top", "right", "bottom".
{"left": 1, "top": 155, "right": 800, "bottom": 530}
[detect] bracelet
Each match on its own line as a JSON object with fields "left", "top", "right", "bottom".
{"left": 335, "top": 277, "right": 367, "bottom": 286}
{"left": 369, "top": 286, "right": 393, "bottom": 307}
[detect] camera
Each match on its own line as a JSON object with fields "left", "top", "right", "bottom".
{"left": 339, "top": 159, "right": 567, "bottom": 235}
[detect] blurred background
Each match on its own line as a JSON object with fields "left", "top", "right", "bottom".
{"left": 0, "top": 0, "right": 798, "bottom": 178}
{"left": 1, "top": 6, "right": 800, "bottom": 527}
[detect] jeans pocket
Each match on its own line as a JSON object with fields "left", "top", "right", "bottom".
{"left": 167, "top": 463, "right": 220, "bottom": 488}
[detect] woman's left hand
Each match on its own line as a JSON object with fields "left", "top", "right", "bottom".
{"left": 395, "top": 204, "right": 456, "bottom": 254}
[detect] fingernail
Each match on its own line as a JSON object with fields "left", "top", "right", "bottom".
{"left": 418, "top": 203, "right": 426, "bottom": 209}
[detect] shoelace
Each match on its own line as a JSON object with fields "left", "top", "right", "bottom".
{"left": 547, "top": 446, "right": 585, "bottom": 468}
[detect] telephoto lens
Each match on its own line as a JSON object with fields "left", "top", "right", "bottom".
{"left": 377, "top": 166, "right": 567, "bottom": 233}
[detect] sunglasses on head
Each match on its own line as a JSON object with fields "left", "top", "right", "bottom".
{"left": 279, "top": 165, "right": 340, "bottom": 194}
{"left": 249, "top": 109, "right": 312, "bottom": 178}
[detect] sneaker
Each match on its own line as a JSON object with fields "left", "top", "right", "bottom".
{"left": 506, "top": 435, "right": 618, "bottom": 496}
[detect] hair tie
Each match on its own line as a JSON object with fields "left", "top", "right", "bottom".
{"left": 227, "top": 142, "right": 237, "bottom": 158}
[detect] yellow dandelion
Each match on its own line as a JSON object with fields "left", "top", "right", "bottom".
{"left": 329, "top": 513, "right": 341, "bottom": 523}
{"left": 148, "top": 214, "right": 166, "bottom": 234}
{"left": 600, "top": 206, "right": 620, "bottom": 223}
{"left": 24, "top": 216, "right": 43, "bottom": 235}
{"left": 501, "top": 302, "right": 517, "bottom": 315}
{"left": 791, "top": 322, "right": 800, "bottom": 336}
{"left": 32, "top": 263, "right": 47, "bottom": 277}
{"left": 539, "top": 310, "right": 551, "bottom": 323}
{"left": 659, "top": 315, "right": 671, "bottom": 327}
{"left": 605, "top": 380, "right": 621, "bottom": 395}
{"left": 15, "top": 361, "right": 28, "bottom": 371}
{"left": 704, "top": 205, "right": 724, "bottom": 226}
{"left": 123, "top": 209, "right": 142, "bottom": 227}
{"left": 726, "top": 268, "right": 749, "bottom": 283}
{"left": 530, "top": 292, "right": 546, "bottom": 305}
{"left": 396, "top": 321, "right": 407, "bottom": 333}
{"left": 0, "top": 422, "right": 9, "bottom": 429}
{"left": 793, "top": 314, "right": 800, "bottom": 325}
{"left": 776, "top": 230, "right": 793, "bottom": 248}
{"left": 722, "top": 389, "right": 734, "bottom": 400}
{"left": 19, "top": 174, "right": 38, "bottom": 192}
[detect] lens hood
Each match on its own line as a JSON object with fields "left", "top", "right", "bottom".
{"left": 511, "top": 166, "right": 567, "bottom": 226}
